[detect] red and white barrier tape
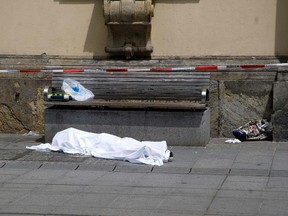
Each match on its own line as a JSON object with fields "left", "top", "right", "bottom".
{"left": 1, "top": 63, "right": 288, "bottom": 73}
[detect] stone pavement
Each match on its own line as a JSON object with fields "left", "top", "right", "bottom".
{"left": 0, "top": 134, "right": 288, "bottom": 216}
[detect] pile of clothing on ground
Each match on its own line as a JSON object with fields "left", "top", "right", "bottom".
{"left": 232, "top": 119, "right": 272, "bottom": 141}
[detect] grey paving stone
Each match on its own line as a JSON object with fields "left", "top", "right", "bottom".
{"left": 199, "top": 148, "right": 239, "bottom": 160}
{"left": 57, "top": 169, "right": 107, "bottom": 185}
{"left": 217, "top": 190, "right": 288, "bottom": 202}
{"left": 168, "top": 146, "right": 204, "bottom": 162}
{"left": 114, "top": 163, "right": 153, "bottom": 173}
{"left": 157, "top": 195, "right": 211, "bottom": 214}
{"left": 1, "top": 136, "right": 288, "bottom": 216}
{"left": 207, "top": 197, "right": 262, "bottom": 215}
{"left": 0, "top": 214, "right": 44, "bottom": 216}
{"left": 97, "top": 172, "right": 151, "bottom": 187}
{"left": 0, "top": 141, "right": 26, "bottom": 150}
{"left": 103, "top": 209, "right": 191, "bottom": 216}
{"left": 191, "top": 168, "right": 230, "bottom": 175}
{"left": 277, "top": 142, "right": 288, "bottom": 151}
{"left": 230, "top": 168, "right": 270, "bottom": 176}
{"left": 0, "top": 134, "right": 21, "bottom": 143}
{"left": 0, "top": 161, "right": 5, "bottom": 168}
{"left": 2, "top": 161, "right": 42, "bottom": 169}
{"left": 0, "top": 149, "right": 28, "bottom": 160}
{"left": 78, "top": 157, "right": 118, "bottom": 171}
{"left": 48, "top": 153, "right": 88, "bottom": 163}
{"left": 153, "top": 211, "right": 203, "bottom": 216}
{"left": 239, "top": 142, "right": 276, "bottom": 151}
{"left": 61, "top": 193, "right": 118, "bottom": 209}
{"left": 193, "top": 158, "right": 234, "bottom": 169}
{"left": 139, "top": 173, "right": 187, "bottom": 188}
{"left": 222, "top": 175, "right": 269, "bottom": 191}
{"left": 0, "top": 204, "right": 56, "bottom": 215}
{"left": 14, "top": 192, "right": 72, "bottom": 206}
{"left": 231, "top": 162, "right": 271, "bottom": 171}
{"left": 53, "top": 207, "right": 152, "bottom": 216}
{"left": 260, "top": 199, "right": 288, "bottom": 216}
{"left": 39, "top": 184, "right": 82, "bottom": 193}
{"left": 4, "top": 139, "right": 42, "bottom": 150}
{"left": 260, "top": 191, "right": 288, "bottom": 200}
{"left": 16, "top": 151, "right": 54, "bottom": 161}
{"left": 152, "top": 166, "right": 191, "bottom": 174}
{"left": 0, "top": 167, "right": 30, "bottom": 175}
{"left": 0, "top": 175, "right": 17, "bottom": 184}
{"left": 1, "top": 182, "right": 44, "bottom": 191}
{"left": 181, "top": 174, "right": 226, "bottom": 189}
{"left": 234, "top": 153, "right": 273, "bottom": 164}
{"left": 216, "top": 189, "right": 264, "bottom": 199}
{"left": 73, "top": 185, "right": 132, "bottom": 195}
{"left": 9, "top": 169, "right": 68, "bottom": 184}
{"left": 270, "top": 170, "right": 288, "bottom": 177}
{"left": 271, "top": 150, "right": 288, "bottom": 170}
{"left": 107, "top": 195, "right": 163, "bottom": 210}
{"left": 169, "top": 187, "right": 217, "bottom": 198}
{"left": 267, "top": 177, "right": 288, "bottom": 191}
{"left": 40, "top": 162, "right": 79, "bottom": 170}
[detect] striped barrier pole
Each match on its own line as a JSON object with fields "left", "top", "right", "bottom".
{"left": 0, "top": 63, "right": 288, "bottom": 73}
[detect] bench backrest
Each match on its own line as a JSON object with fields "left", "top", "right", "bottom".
{"left": 52, "top": 71, "right": 210, "bottom": 103}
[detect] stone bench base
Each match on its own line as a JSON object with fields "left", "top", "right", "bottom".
{"left": 45, "top": 107, "right": 210, "bottom": 146}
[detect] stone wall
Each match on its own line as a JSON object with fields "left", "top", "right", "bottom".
{"left": 0, "top": 56, "right": 285, "bottom": 138}
{"left": 210, "top": 72, "right": 275, "bottom": 137}
{"left": 272, "top": 70, "right": 288, "bottom": 141}
{"left": 0, "top": 72, "right": 51, "bottom": 134}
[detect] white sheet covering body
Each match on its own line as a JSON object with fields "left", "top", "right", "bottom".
{"left": 27, "top": 128, "right": 170, "bottom": 166}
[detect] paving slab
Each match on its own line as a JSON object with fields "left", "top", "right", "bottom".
{"left": 191, "top": 168, "right": 230, "bottom": 175}
{"left": 0, "top": 135, "right": 288, "bottom": 216}
{"left": 0, "top": 149, "right": 28, "bottom": 160}
{"left": 156, "top": 195, "right": 211, "bottom": 215}
{"left": 221, "top": 175, "right": 268, "bottom": 191}
{"left": 260, "top": 199, "right": 288, "bottom": 216}
{"left": 193, "top": 158, "right": 234, "bottom": 169}
{"left": 9, "top": 169, "right": 69, "bottom": 184}
{"left": 271, "top": 150, "right": 288, "bottom": 170}
{"left": 229, "top": 168, "right": 270, "bottom": 176}
{"left": 181, "top": 174, "right": 226, "bottom": 189}
{"left": 77, "top": 157, "right": 118, "bottom": 171}
{"left": 16, "top": 151, "right": 54, "bottom": 161}
{"left": 152, "top": 166, "right": 191, "bottom": 174}
{"left": 207, "top": 197, "right": 262, "bottom": 215}
{"left": 2, "top": 161, "right": 43, "bottom": 169}
{"left": 114, "top": 163, "right": 153, "bottom": 173}
{"left": 270, "top": 170, "right": 288, "bottom": 177}
{"left": 40, "top": 162, "right": 79, "bottom": 170}
{"left": 267, "top": 176, "right": 288, "bottom": 191}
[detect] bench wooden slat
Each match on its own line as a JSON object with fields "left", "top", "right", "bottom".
{"left": 45, "top": 99, "right": 207, "bottom": 110}
{"left": 50, "top": 72, "right": 210, "bottom": 102}
{"left": 46, "top": 71, "right": 210, "bottom": 109}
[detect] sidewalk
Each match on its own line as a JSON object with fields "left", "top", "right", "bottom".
{"left": 0, "top": 134, "right": 288, "bottom": 216}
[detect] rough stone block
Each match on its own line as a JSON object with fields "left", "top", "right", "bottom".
{"left": 219, "top": 80, "right": 273, "bottom": 137}
{"left": 273, "top": 81, "right": 288, "bottom": 111}
{"left": 276, "top": 70, "right": 288, "bottom": 81}
{"left": 272, "top": 110, "right": 288, "bottom": 141}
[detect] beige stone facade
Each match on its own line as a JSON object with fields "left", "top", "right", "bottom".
{"left": 1, "top": 0, "right": 288, "bottom": 57}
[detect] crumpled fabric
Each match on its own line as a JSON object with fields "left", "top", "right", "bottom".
{"left": 26, "top": 128, "right": 170, "bottom": 166}
{"left": 225, "top": 139, "right": 241, "bottom": 144}
{"left": 232, "top": 119, "right": 272, "bottom": 141}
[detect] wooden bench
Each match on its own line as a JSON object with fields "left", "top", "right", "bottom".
{"left": 44, "top": 71, "right": 211, "bottom": 146}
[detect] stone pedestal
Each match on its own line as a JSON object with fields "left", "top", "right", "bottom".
{"left": 272, "top": 72, "right": 288, "bottom": 141}
{"left": 45, "top": 107, "right": 210, "bottom": 146}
